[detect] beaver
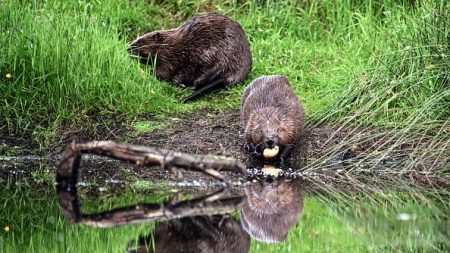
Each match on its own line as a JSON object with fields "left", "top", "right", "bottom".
{"left": 241, "top": 75, "right": 304, "bottom": 161}
{"left": 128, "top": 12, "right": 252, "bottom": 102}
{"left": 240, "top": 178, "right": 303, "bottom": 243}
{"left": 127, "top": 216, "right": 250, "bottom": 253}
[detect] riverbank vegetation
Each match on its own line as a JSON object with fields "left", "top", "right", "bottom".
{"left": 1, "top": 0, "right": 447, "bottom": 146}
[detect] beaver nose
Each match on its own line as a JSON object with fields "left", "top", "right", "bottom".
{"left": 127, "top": 45, "right": 137, "bottom": 53}
{"left": 128, "top": 39, "right": 142, "bottom": 53}
{"left": 266, "top": 139, "right": 274, "bottom": 147}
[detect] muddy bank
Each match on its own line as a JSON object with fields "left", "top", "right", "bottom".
{"left": 1, "top": 109, "right": 448, "bottom": 190}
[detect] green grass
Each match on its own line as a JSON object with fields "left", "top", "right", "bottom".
{"left": 250, "top": 197, "right": 367, "bottom": 253}
{"left": 1, "top": 0, "right": 429, "bottom": 145}
{"left": 313, "top": 0, "right": 449, "bottom": 127}
{"left": 0, "top": 0, "right": 192, "bottom": 137}
{"left": 131, "top": 121, "right": 168, "bottom": 134}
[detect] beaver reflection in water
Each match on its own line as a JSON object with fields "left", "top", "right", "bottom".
{"left": 128, "top": 12, "right": 252, "bottom": 102}
{"left": 240, "top": 178, "right": 303, "bottom": 243}
{"left": 241, "top": 75, "right": 304, "bottom": 161}
{"left": 126, "top": 216, "right": 250, "bottom": 253}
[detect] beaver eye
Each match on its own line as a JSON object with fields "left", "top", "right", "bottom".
{"left": 153, "top": 32, "right": 161, "bottom": 41}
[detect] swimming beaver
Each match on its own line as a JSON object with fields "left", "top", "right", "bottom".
{"left": 241, "top": 75, "right": 304, "bottom": 161}
{"left": 128, "top": 12, "right": 252, "bottom": 102}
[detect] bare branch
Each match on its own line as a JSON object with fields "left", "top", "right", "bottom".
{"left": 55, "top": 140, "right": 247, "bottom": 227}
{"left": 56, "top": 141, "right": 247, "bottom": 183}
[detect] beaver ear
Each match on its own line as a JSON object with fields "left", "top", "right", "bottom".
{"left": 153, "top": 32, "right": 161, "bottom": 41}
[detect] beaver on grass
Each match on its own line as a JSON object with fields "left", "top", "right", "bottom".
{"left": 241, "top": 75, "right": 304, "bottom": 161}
{"left": 128, "top": 12, "right": 252, "bottom": 102}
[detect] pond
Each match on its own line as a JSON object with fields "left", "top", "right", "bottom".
{"left": 1, "top": 141, "right": 448, "bottom": 253}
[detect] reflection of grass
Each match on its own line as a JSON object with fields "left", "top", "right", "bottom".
{"left": 1, "top": 181, "right": 447, "bottom": 252}
{"left": 0, "top": 180, "right": 168, "bottom": 252}
{"left": 313, "top": 190, "right": 449, "bottom": 252}
{"left": 130, "top": 180, "right": 167, "bottom": 191}
{"left": 251, "top": 197, "right": 366, "bottom": 253}
{"left": 251, "top": 192, "right": 449, "bottom": 252}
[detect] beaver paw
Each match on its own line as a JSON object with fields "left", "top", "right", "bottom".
{"left": 244, "top": 143, "right": 254, "bottom": 152}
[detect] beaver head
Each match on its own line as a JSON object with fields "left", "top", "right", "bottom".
{"left": 128, "top": 30, "right": 176, "bottom": 61}
{"left": 245, "top": 107, "right": 299, "bottom": 156}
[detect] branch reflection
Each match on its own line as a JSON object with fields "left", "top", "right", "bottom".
{"left": 56, "top": 160, "right": 303, "bottom": 251}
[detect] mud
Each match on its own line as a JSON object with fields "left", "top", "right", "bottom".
{"left": 1, "top": 109, "right": 448, "bottom": 190}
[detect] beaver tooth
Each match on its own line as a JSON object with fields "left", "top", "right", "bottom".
{"left": 263, "top": 146, "right": 279, "bottom": 159}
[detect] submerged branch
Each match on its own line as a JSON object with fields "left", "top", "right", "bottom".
{"left": 55, "top": 140, "right": 247, "bottom": 227}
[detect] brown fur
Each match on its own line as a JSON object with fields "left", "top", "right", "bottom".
{"left": 126, "top": 216, "right": 250, "bottom": 253}
{"left": 240, "top": 179, "right": 303, "bottom": 242}
{"left": 241, "top": 75, "right": 304, "bottom": 160}
{"left": 129, "top": 12, "right": 252, "bottom": 101}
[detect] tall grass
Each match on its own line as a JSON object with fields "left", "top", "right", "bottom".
{"left": 0, "top": 0, "right": 191, "bottom": 136}
{"left": 295, "top": 3, "right": 449, "bottom": 251}
{"left": 313, "top": 0, "right": 449, "bottom": 126}
{"left": 302, "top": 0, "right": 449, "bottom": 184}
{"left": 0, "top": 0, "right": 420, "bottom": 145}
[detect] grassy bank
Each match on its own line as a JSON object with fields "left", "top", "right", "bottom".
{"left": 313, "top": 0, "right": 449, "bottom": 127}
{"left": 1, "top": 0, "right": 434, "bottom": 146}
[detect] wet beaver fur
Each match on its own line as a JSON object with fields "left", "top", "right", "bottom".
{"left": 128, "top": 12, "right": 252, "bottom": 102}
{"left": 240, "top": 178, "right": 303, "bottom": 243}
{"left": 126, "top": 216, "right": 250, "bottom": 253}
{"left": 241, "top": 75, "right": 304, "bottom": 161}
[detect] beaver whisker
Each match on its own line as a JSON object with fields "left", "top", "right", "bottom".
{"left": 128, "top": 54, "right": 142, "bottom": 59}
{"left": 129, "top": 44, "right": 159, "bottom": 51}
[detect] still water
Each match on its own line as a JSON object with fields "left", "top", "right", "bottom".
{"left": 0, "top": 155, "right": 448, "bottom": 253}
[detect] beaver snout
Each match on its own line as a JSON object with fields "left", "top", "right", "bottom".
{"left": 127, "top": 41, "right": 139, "bottom": 53}
{"left": 128, "top": 40, "right": 143, "bottom": 52}
{"left": 265, "top": 135, "right": 279, "bottom": 148}
{"left": 127, "top": 42, "right": 150, "bottom": 61}
{"left": 128, "top": 37, "right": 145, "bottom": 54}
{"left": 127, "top": 45, "right": 137, "bottom": 54}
